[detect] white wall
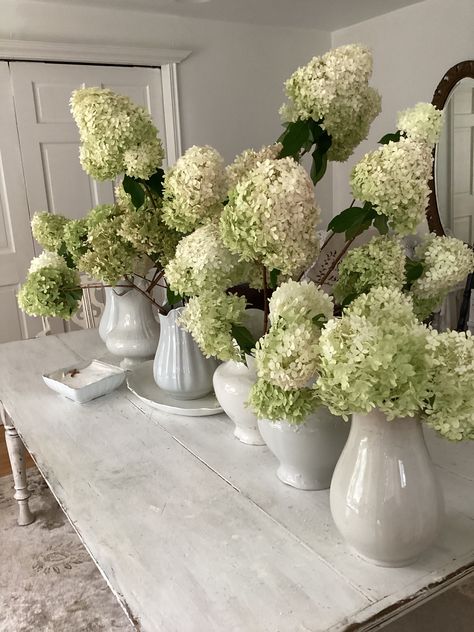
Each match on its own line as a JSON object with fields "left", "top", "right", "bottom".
{"left": 331, "top": 0, "right": 474, "bottom": 214}
{"left": 2, "top": 1, "right": 333, "bottom": 221}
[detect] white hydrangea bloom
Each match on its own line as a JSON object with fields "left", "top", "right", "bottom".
{"left": 280, "top": 44, "right": 381, "bottom": 161}
{"left": 221, "top": 157, "right": 321, "bottom": 276}
{"left": 397, "top": 103, "right": 444, "bottom": 145}
{"left": 162, "top": 145, "right": 228, "bottom": 233}
{"left": 226, "top": 143, "right": 282, "bottom": 189}
{"left": 269, "top": 279, "right": 333, "bottom": 324}
{"left": 255, "top": 320, "right": 321, "bottom": 390}
{"left": 70, "top": 88, "right": 164, "bottom": 181}
{"left": 28, "top": 251, "right": 69, "bottom": 274}
{"left": 165, "top": 223, "right": 243, "bottom": 296}
{"left": 409, "top": 235, "right": 474, "bottom": 318}
{"left": 351, "top": 138, "right": 433, "bottom": 235}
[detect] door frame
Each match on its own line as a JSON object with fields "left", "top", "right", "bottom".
{"left": 0, "top": 38, "right": 191, "bottom": 164}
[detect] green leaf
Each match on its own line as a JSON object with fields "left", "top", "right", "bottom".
{"left": 231, "top": 324, "right": 256, "bottom": 356}
{"left": 142, "top": 169, "right": 164, "bottom": 197}
{"left": 269, "top": 268, "right": 280, "bottom": 289}
{"left": 277, "top": 120, "right": 311, "bottom": 159}
{"left": 57, "top": 242, "right": 76, "bottom": 269}
{"left": 310, "top": 149, "right": 328, "bottom": 185}
{"left": 166, "top": 287, "right": 183, "bottom": 306}
{"left": 340, "top": 293, "right": 358, "bottom": 309}
{"left": 373, "top": 213, "right": 389, "bottom": 235}
{"left": 122, "top": 175, "right": 146, "bottom": 209}
{"left": 404, "top": 258, "right": 424, "bottom": 289}
{"left": 379, "top": 131, "right": 401, "bottom": 145}
{"left": 311, "top": 313, "right": 327, "bottom": 328}
{"left": 328, "top": 206, "right": 366, "bottom": 234}
{"left": 345, "top": 208, "right": 377, "bottom": 241}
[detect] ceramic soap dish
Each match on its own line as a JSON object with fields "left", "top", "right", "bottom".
{"left": 43, "top": 360, "right": 126, "bottom": 404}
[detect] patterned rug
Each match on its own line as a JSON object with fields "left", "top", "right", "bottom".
{"left": 0, "top": 468, "right": 472, "bottom": 631}
{"left": 0, "top": 469, "right": 131, "bottom": 632}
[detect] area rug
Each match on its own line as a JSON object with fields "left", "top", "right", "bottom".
{"left": 0, "top": 468, "right": 131, "bottom": 631}
{"left": 0, "top": 468, "right": 473, "bottom": 632}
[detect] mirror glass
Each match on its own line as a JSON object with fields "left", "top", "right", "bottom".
{"left": 435, "top": 77, "right": 474, "bottom": 245}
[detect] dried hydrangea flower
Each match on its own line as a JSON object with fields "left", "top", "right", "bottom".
{"left": 221, "top": 157, "right": 320, "bottom": 276}
{"left": 280, "top": 44, "right": 381, "bottom": 161}
{"left": 31, "top": 212, "right": 68, "bottom": 252}
{"left": 71, "top": 88, "right": 163, "bottom": 180}
{"left": 179, "top": 292, "right": 247, "bottom": 361}
{"left": 351, "top": 138, "right": 433, "bottom": 235}
{"left": 316, "top": 287, "right": 432, "bottom": 420}
{"left": 248, "top": 379, "right": 319, "bottom": 424}
{"left": 397, "top": 103, "right": 444, "bottom": 145}
{"left": 162, "top": 145, "right": 227, "bottom": 233}
{"left": 423, "top": 330, "right": 474, "bottom": 441}
{"left": 333, "top": 235, "right": 406, "bottom": 304}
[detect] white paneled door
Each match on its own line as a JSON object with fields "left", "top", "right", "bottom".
{"left": 1, "top": 61, "right": 166, "bottom": 342}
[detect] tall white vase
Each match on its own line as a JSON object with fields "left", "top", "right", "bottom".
{"left": 213, "top": 357, "right": 264, "bottom": 446}
{"left": 153, "top": 307, "right": 218, "bottom": 400}
{"left": 105, "top": 282, "right": 160, "bottom": 369}
{"left": 258, "top": 408, "right": 349, "bottom": 490}
{"left": 98, "top": 287, "right": 119, "bottom": 342}
{"left": 330, "top": 409, "right": 444, "bottom": 567}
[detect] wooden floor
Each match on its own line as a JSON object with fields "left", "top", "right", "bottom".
{"left": 0, "top": 426, "right": 35, "bottom": 477}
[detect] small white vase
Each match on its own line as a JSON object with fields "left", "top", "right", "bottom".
{"left": 330, "top": 409, "right": 444, "bottom": 567}
{"left": 213, "top": 356, "right": 264, "bottom": 446}
{"left": 105, "top": 281, "right": 160, "bottom": 369}
{"left": 153, "top": 307, "right": 218, "bottom": 400}
{"left": 258, "top": 408, "right": 349, "bottom": 490}
{"left": 98, "top": 286, "right": 119, "bottom": 342}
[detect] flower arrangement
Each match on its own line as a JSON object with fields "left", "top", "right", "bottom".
{"left": 16, "top": 43, "right": 474, "bottom": 447}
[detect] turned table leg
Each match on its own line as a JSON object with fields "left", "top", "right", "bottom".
{"left": 2, "top": 408, "right": 35, "bottom": 526}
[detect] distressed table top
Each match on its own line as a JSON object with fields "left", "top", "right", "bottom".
{"left": 0, "top": 330, "right": 473, "bottom": 632}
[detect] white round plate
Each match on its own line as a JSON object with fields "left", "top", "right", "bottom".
{"left": 126, "top": 361, "right": 223, "bottom": 417}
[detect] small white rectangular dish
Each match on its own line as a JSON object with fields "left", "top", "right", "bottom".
{"left": 43, "top": 360, "right": 126, "bottom": 404}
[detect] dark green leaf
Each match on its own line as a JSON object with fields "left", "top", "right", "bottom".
{"left": 142, "top": 169, "right": 164, "bottom": 197}
{"left": 328, "top": 206, "right": 366, "bottom": 234}
{"left": 123, "top": 175, "right": 146, "bottom": 209}
{"left": 379, "top": 131, "right": 401, "bottom": 145}
{"left": 58, "top": 242, "right": 76, "bottom": 269}
{"left": 310, "top": 149, "right": 328, "bottom": 185}
{"left": 345, "top": 208, "right": 377, "bottom": 241}
{"left": 311, "top": 313, "right": 327, "bottom": 328}
{"left": 340, "top": 293, "right": 358, "bottom": 309}
{"left": 404, "top": 258, "right": 424, "bottom": 289}
{"left": 166, "top": 287, "right": 183, "bottom": 306}
{"left": 231, "top": 324, "right": 256, "bottom": 356}
{"left": 269, "top": 268, "right": 280, "bottom": 289}
{"left": 373, "top": 213, "right": 389, "bottom": 235}
{"left": 278, "top": 120, "right": 311, "bottom": 159}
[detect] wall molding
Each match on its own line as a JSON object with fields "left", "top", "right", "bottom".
{"left": 0, "top": 39, "right": 191, "bottom": 67}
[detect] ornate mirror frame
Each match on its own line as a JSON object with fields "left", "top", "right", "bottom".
{"left": 426, "top": 60, "right": 474, "bottom": 235}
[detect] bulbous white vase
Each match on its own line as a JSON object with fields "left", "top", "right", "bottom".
{"left": 330, "top": 409, "right": 444, "bottom": 567}
{"left": 98, "top": 287, "right": 119, "bottom": 342}
{"left": 213, "top": 356, "right": 264, "bottom": 446}
{"left": 105, "top": 283, "right": 160, "bottom": 369}
{"left": 153, "top": 307, "right": 218, "bottom": 400}
{"left": 258, "top": 408, "right": 349, "bottom": 490}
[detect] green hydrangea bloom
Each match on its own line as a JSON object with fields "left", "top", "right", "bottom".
{"left": 422, "top": 330, "right": 474, "bottom": 441}
{"left": 63, "top": 219, "right": 89, "bottom": 264}
{"left": 333, "top": 235, "right": 406, "bottom": 304}
{"left": 18, "top": 266, "right": 82, "bottom": 319}
{"left": 31, "top": 212, "right": 68, "bottom": 252}
{"left": 316, "top": 287, "right": 432, "bottom": 420}
{"left": 70, "top": 88, "right": 164, "bottom": 181}
{"left": 248, "top": 379, "right": 319, "bottom": 424}
{"left": 397, "top": 103, "right": 444, "bottom": 145}
{"left": 179, "top": 292, "right": 247, "bottom": 361}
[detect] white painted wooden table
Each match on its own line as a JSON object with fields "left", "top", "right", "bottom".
{"left": 1, "top": 330, "right": 473, "bottom": 632}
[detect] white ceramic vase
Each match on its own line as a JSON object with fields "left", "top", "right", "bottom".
{"left": 153, "top": 307, "right": 218, "bottom": 400}
{"left": 258, "top": 408, "right": 349, "bottom": 490}
{"left": 213, "top": 356, "right": 264, "bottom": 446}
{"left": 330, "top": 409, "right": 444, "bottom": 567}
{"left": 98, "top": 286, "right": 119, "bottom": 342}
{"left": 105, "top": 281, "right": 160, "bottom": 369}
